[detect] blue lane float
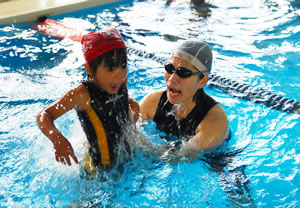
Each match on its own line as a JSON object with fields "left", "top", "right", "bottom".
{"left": 127, "top": 47, "right": 300, "bottom": 115}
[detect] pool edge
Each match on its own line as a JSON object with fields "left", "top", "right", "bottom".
{"left": 0, "top": 0, "right": 121, "bottom": 25}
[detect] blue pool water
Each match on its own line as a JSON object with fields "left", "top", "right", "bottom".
{"left": 0, "top": 0, "right": 299, "bottom": 207}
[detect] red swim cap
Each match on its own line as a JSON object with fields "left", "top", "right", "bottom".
{"left": 81, "top": 28, "right": 126, "bottom": 63}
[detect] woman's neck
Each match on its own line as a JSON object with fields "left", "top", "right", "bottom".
{"left": 173, "top": 99, "right": 196, "bottom": 118}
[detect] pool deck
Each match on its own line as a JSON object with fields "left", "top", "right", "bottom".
{"left": 0, "top": 0, "right": 119, "bottom": 25}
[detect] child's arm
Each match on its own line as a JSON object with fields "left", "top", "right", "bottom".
{"left": 36, "top": 84, "right": 90, "bottom": 166}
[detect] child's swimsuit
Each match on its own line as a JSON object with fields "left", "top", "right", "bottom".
{"left": 77, "top": 81, "right": 131, "bottom": 170}
{"left": 153, "top": 88, "right": 217, "bottom": 139}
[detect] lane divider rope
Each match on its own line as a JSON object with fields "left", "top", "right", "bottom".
{"left": 33, "top": 17, "right": 300, "bottom": 115}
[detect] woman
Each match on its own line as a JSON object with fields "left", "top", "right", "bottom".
{"left": 139, "top": 40, "right": 228, "bottom": 157}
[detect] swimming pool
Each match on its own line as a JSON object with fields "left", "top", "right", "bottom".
{"left": 1, "top": 0, "right": 299, "bottom": 207}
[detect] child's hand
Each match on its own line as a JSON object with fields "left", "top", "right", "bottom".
{"left": 128, "top": 97, "right": 140, "bottom": 123}
{"left": 53, "top": 138, "right": 79, "bottom": 166}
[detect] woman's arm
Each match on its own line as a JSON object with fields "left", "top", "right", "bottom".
{"left": 179, "top": 104, "right": 229, "bottom": 156}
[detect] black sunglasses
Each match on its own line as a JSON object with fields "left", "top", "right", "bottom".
{"left": 164, "top": 63, "right": 203, "bottom": 79}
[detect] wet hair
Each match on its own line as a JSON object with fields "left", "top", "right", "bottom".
{"left": 88, "top": 48, "right": 127, "bottom": 74}
{"left": 193, "top": 73, "right": 205, "bottom": 103}
{"left": 197, "top": 71, "right": 204, "bottom": 80}
{"left": 193, "top": 89, "right": 203, "bottom": 103}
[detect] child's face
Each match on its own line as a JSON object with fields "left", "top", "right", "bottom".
{"left": 93, "top": 60, "right": 128, "bottom": 94}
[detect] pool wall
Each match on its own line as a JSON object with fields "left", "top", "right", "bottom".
{"left": 0, "top": 0, "right": 121, "bottom": 24}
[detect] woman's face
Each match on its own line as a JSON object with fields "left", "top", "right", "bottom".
{"left": 164, "top": 57, "right": 205, "bottom": 105}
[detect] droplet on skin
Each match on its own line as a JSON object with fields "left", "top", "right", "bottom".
{"left": 49, "top": 130, "right": 53, "bottom": 134}
{"left": 39, "top": 111, "right": 46, "bottom": 122}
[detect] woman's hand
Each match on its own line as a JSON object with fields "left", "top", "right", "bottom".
{"left": 128, "top": 97, "right": 140, "bottom": 123}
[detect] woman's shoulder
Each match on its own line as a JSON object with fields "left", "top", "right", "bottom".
{"left": 140, "top": 89, "right": 164, "bottom": 104}
{"left": 139, "top": 89, "right": 164, "bottom": 120}
{"left": 148, "top": 89, "right": 164, "bottom": 99}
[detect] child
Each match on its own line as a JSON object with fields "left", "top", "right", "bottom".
{"left": 36, "top": 28, "right": 139, "bottom": 173}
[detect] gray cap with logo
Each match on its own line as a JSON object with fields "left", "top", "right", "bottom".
{"left": 171, "top": 40, "right": 212, "bottom": 75}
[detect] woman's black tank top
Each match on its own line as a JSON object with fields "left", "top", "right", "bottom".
{"left": 153, "top": 89, "right": 217, "bottom": 139}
